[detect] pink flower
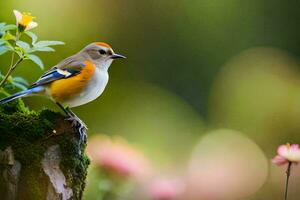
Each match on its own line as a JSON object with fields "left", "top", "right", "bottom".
{"left": 272, "top": 143, "right": 300, "bottom": 165}
{"left": 87, "top": 135, "right": 149, "bottom": 178}
{"left": 148, "top": 178, "right": 185, "bottom": 200}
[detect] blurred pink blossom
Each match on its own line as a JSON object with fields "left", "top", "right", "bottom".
{"left": 272, "top": 143, "right": 300, "bottom": 165}
{"left": 87, "top": 135, "right": 150, "bottom": 178}
{"left": 148, "top": 178, "right": 185, "bottom": 200}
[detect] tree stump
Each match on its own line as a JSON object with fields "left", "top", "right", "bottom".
{"left": 0, "top": 100, "right": 90, "bottom": 200}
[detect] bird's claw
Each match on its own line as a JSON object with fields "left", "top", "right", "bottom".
{"left": 65, "top": 115, "right": 88, "bottom": 143}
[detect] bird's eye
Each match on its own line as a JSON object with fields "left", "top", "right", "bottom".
{"left": 99, "top": 49, "right": 106, "bottom": 55}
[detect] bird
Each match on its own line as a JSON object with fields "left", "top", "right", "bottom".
{"left": 0, "top": 42, "right": 125, "bottom": 140}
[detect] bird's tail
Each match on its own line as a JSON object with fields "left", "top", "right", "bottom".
{"left": 0, "top": 86, "right": 44, "bottom": 104}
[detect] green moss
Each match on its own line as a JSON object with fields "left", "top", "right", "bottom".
{"left": 0, "top": 99, "right": 29, "bottom": 114}
{"left": 58, "top": 134, "right": 90, "bottom": 199}
{"left": 0, "top": 100, "right": 90, "bottom": 200}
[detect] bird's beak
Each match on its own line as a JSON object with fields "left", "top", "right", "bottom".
{"left": 110, "top": 53, "right": 126, "bottom": 59}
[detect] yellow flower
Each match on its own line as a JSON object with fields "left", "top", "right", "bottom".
{"left": 13, "top": 10, "right": 38, "bottom": 31}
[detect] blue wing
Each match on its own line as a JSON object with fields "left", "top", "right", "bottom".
{"left": 30, "top": 61, "right": 85, "bottom": 87}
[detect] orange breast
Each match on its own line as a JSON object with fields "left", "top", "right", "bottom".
{"left": 50, "top": 61, "right": 96, "bottom": 102}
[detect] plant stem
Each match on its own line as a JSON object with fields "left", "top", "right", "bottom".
{"left": 284, "top": 161, "right": 292, "bottom": 200}
{"left": 0, "top": 31, "right": 22, "bottom": 88}
{"left": 0, "top": 57, "right": 23, "bottom": 87}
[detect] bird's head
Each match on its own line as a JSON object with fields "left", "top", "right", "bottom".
{"left": 81, "top": 42, "right": 125, "bottom": 70}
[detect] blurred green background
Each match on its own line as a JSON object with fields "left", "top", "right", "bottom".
{"left": 2, "top": 0, "right": 300, "bottom": 199}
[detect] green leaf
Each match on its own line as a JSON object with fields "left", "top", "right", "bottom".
{"left": 12, "top": 76, "right": 29, "bottom": 91}
{"left": 3, "top": 83, "right": 14, "bottom": 90}
{"left": 2, "top": 32, "right": 15, "bottom": 41}
{"left": 13, "top": 76, "right": 29, "bottom": 86}
{"left": 25, "top": 31, "right": 38, "bottom": 44}
{"left": 12, "top": 82, "right": 28, "bottom": 91}
{"left": 0, "top": 40, "right": 6, "bottom": 46}
{"left": 16, "top": 41, "right": 31, "bottom": 51}
{"left": 0, "top": 46, "right": 10, "bottom": 55}
{"left": 27, "top": 54, "right": 44, "bottom": 69}
{"left": 34, "top": 40, "right": 65, "bottom": 47}
{"left": 0, "top": 23, "right": 6, "bottom": 30}
{"left": 0, "top": 23, "right": 6, "bottom": 35}
{"left": 30, "top": 46, "right": 55, "bottom": 52}
{"left": 2, "top": 24, "right": 17, "bottom": 31}
{"left": 5, "top": 42, "right": 14, "bottom": 51}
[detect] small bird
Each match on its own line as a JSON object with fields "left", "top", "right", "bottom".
{"left": 0, "top": 42, "right": 125, "bottom": 139}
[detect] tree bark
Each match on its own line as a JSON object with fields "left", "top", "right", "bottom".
{"left": 0, "top": 100, "right": 90, "bottom": 200}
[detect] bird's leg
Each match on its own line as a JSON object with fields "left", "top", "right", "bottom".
{"left": 56, "top": 102, "right": 87, "bottom": 142}
{"left": 56, "top": 102, "right": 69, "bottom": 115}
{"left": 65, "top": 107, "right": 88, "bottom": 142}
{"left": 66, "top": 107, "right": 87, "bottom": 128}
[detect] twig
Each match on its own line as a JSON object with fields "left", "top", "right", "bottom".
{"left": 284, "top": 161, "right": 292, "bottom": 200}
{"left": 0, "top": 31, "right": 22, "bottom": 88}
{"left": 0, "top": 57, "right": 23, "bottom": 87}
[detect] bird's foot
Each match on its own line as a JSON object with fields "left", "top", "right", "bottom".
{"left": 66, "top": 115, "right": 88, "bottom": 143}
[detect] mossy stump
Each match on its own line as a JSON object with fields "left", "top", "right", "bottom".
{"left": 0, "top": 100, "right": 90, "bottom": 200}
